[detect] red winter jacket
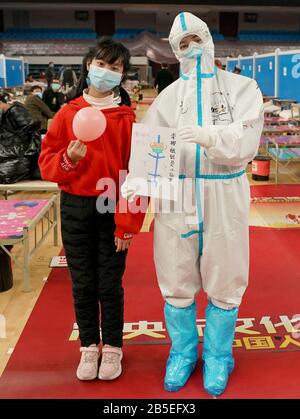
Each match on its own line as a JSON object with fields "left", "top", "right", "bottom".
{"left": 38, "top": 96, "right": 146, "bottom": 239}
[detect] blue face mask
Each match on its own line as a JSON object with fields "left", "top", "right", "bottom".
{"left": 87, "top": 64, "right": 122, "bottom": 92}
{"left": 182, "top": 42, "right": 203, "bottom": 59}
{"left": 34, "top": 91, "right": 43, "bottom": 99}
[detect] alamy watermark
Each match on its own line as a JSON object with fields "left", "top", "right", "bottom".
{"left": 95, "top": 170, "right": 199, "bottom": 225}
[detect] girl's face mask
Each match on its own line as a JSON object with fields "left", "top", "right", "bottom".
{"left": 87, "top": 64, "right": 122, "bottom": 92}
{"left": 181, "top": 41, "right": 203, "bottom": 59}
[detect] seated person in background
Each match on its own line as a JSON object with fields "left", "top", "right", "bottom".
{"left": 43, "top": 79, "right": 66, "bottom": 113}
{"left": 233, "top": 65, "right": 241, "bottom": 74}
{"left": 24, "top": 73, "right": 47, "bottom": 94}
{"left": 0, "top": 93, "right": 41, "bottom": 183}
{"left": 24, "top": 85, "right": 55, "bottom": 133}
{"left": 25, "top": 73, "right": 35, "bottom": 85}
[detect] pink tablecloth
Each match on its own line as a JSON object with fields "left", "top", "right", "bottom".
{"left": 263, "top": 125, "right": 300, "bottom": 134}
{"left": 0, "top": 199, "right": 49, "bottom": 240}
{"left": 264, "top": 117, "right": 289, "bottom": 125}
{"left": 260, "top": 135, "right": 300, "bottom": 145}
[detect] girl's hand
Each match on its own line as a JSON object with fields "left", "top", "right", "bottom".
{"left": 67, "top": 140, "right": 87, "bottom": 163}
{"left": 115, "top": 236, "right": 132, "bottom": 252}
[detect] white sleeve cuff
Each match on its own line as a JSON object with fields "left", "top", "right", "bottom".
{"left": 198, "top": 127, "right": 217, "bottom": 149}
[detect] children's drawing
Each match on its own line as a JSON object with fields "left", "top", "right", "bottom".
{"left": 148, "top": 135, "right": 167, "bottom": 187}
{"left": 129, "top": 123, "right": 181, "bottom": 199}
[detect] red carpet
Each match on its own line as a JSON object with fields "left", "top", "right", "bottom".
{"left": 250, "top": 183, "right": 300, "bottom": 198}
{"left": 0, "top": 185, "right": 300, "bottom": 399}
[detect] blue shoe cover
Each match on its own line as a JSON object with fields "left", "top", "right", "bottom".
{"left": 164, "top": 302, "right": 199, "bottom": 392}
{"left": 164, "top": 355, "right": 197, "bottom": 392}
{"left": 203, "top": 301, "right": 238, "bottom": 396}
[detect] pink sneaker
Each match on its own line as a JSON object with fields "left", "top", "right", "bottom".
{"left": 98, "top": 345, "right": 123, "bottom": 380}
{"left": 76, "top": 345, "right": 99, "bottom": 381}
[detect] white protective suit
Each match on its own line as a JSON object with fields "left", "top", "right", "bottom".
{"left": 135, "top": 13, "right": 264, "bottom": 310}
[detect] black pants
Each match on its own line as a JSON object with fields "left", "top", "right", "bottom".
{"left": 60, "top": 191, "right": 127, "bottom": 348}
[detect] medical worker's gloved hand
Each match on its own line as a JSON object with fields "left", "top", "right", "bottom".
{"left": 178, "top": 126, "right": 216, "bottom": 148}
{"left": 121, "top": 176, "right": 138, "bottom": 203}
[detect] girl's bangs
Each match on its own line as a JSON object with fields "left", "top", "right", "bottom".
{"left": 95, "top": 46, "right": 124, "bottom": 65}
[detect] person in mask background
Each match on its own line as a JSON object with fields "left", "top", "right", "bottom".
{"left": 38, "top": 38, "right": 146, "bottom": 383}
{"left": 24, "top": 73, "right": 47, "bottom": 93}
{"left": 24, "top": 85, "right": 55, "bottom": 133}
{"left": 45, "top": 61, "right": 56, "bottom": 84}
{"left": 43, "top": 78, "right": 66, "bottom": 113}
{"left": 122, "top": 13, "right": 264, "bottom": 397}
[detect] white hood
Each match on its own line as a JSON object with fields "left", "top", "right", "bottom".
{"left": 169, "top": 12, "right": 215, "bottom": 76}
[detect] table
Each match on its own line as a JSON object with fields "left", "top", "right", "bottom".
{"left": 263, "top": 95, "right": 276, "bottom": 102}
{"left": 0, "top": 180, "right": 59, "bottom": 199}
{"left": 0, "top": 196, "right": 58, "bottom": 291}
{"left": 272, "top": 99, "right": 296, "bottom": 110}
{"left": 263, "top": 125, "right": 300, "bottom": 135}
{"left": 261, "top": 135, "right": 300, "bottom": 146}
{"left": 264, "top": 116, "right": 290, "bottom": 126}
{"left": 291, "top": 103, "right": 300, "bottom": 120}
{"left": 262, "top": 135, "right": 300, "bottom": 184}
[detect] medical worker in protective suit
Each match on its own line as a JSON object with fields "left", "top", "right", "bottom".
{"left": 122, "top": 12, "right": 264, "bottom": 396}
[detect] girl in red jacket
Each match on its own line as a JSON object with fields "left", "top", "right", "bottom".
{"left": 39, "top": 38, "right": 146, "bottom": 381}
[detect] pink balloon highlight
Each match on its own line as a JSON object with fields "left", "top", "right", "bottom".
{"left": 72, "top": 107, "right": 107, "bottom": 142}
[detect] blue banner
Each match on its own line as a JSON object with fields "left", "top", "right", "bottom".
{"left": 0, "top": 56, "right": 5, "bottom": 88}
{"left": 227, "top": 49, "right": 300, "bottom": 103}
{"left": 226, "top": 59, "right": 238, "bottom": 73}
{"left": 240, "top": 58, "right": 254, "bottom": 78}
{"left": 278, "top": 52, "right": 300, "bottom": 103}
{"left": 5, "top": 59, "right": 24, "bottom": 88}
{"left": 255, "top": 55, "right": 275, "bottom": 96}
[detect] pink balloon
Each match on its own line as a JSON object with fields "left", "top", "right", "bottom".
{"left": 72, "top": 107, "right": 107, "bottom": 142}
